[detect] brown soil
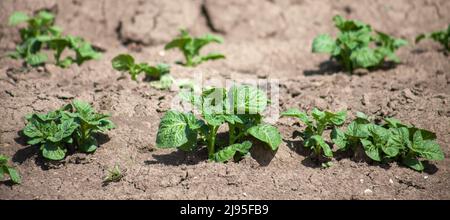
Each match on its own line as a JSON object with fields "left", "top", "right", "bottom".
{"left": 0, "top": 0, "right": 449, "bottom": 200}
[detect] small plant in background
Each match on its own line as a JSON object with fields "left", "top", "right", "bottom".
{"left": 164, "top": 29, "right": 225, "bottom": 67}
{"left": 0, "top": 154, "right": 21, "bottom": 184}
{"left": 111, "top": 54, "right": 173, "bottom": 89}
{"left": 332, "top": 113, "right": 444, "bottom": 171}
{"left": 312, "top": 15, "right": 408, "bottom": 73}
{"left": 156, "top": 85, "right": 281, "bottom": 162}
{"left": 8, "top": 11, "right": 101, "bottom": 68}
{"left": 416, "top": 24, "right": 450, "bottom": 52}
{"left": 103, "top": 164, "right": 124, "bottom": 184}
{"left": 23, "top": 100, "right": 115, "bottom": 161}
{"left": 281, "top": 108, "right": 346, "bottom": 166}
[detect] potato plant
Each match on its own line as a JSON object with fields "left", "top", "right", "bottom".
{"left": 23, "top": 100, "right": 115, "bottom": 160}
{"left": 332, "top": 113, "right": 444, "bottom": 171}
{"left": 156, "top": 85, "right": 281, "bottom": 162}
{"left": 416, "top": 24, "right": 450, "bottom": 52}
{"left": 312, "top": 15, "right": 408, "bottom": 73}
{"left": 0, "top": 154, "right": 21, "bottom": 184}
{"left": 9, "top": 11, "right": 101, "bottom": 68}
{"left": 282, "top": 108, "right": 346, "bottom": 165}
{"left": 112, "top": 54, "right": 173, "bottom": 89}
{"left": 165, "top": 29, "right": 225, "bottom": 67}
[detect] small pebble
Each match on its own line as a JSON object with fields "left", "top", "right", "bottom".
{"left": 359, "top": 179, "right": 364, "bottom": 184}
{"left": 159, "top": 51, "right": 166, "bottom": 57}
{"left": 243, "top": 193, "right": 247, "bottom": 197}
{"left": 424, "top": 176, "right": 428, "bottom": 179}
{"left": 389, "top": 179, "right": 394, "bottom": 184}
{"left": 364, "top": 189, "right": 373, "bottom": 196}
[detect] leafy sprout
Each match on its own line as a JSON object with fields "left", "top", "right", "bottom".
{"left": 156, "top": 85, "right": 281, "bottom": 162}
{"left": 112, "top": 53, "right": 173, "bottom": 90}
{"left": 312, "top": 15, "right": 408, "bottom": 73}
{"left": 103, "top": 164, "right": 124, "bottom": 184}
{"left": 416, "top": 24, "right": 450, "bottom": 52}
{"left": 23, "top": 100, "right": 115, "bottom": 161}
{"left": 164, "top": 29, "right": 225, "bottom": 67}
{"left": 282, "top": 108, "right": 346, "bottom": 165}
{"left": 332, "top": 113, "right": 444, "bottom": 171}
{"left": 8, "top": 11, "right": 101, "bottom": 68}
{"left": 0, "top": 154, "right": 21, "bottom": 184}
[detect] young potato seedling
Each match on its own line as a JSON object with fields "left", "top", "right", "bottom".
{"left": 103, "top": 164, "right": 124, "bottom": 184}
{"left": 332, "top": 113, "right": 444, "bottom": 171}
{"left": 164, "top": 29, "right": 225, "bottom": 67}
{"left": 416, "top": 24, "right": 450, "bottom": 52}
{"left": 0, "top": 154, "right": 21, "bottom": 184}
{"left": 23, "top": 100, "right": 115, "bottom": 161}
{"left": 9, "top": 11, "right": 101, "bottom": 68}
{"left": 111, "top": 54, "right": 173, "bottom": 90}
{"left": 156, "top": 85, "right": 281, "bottom": 162}
{"left": 312, "top": 15, "right": 408, "bottom": 73}
{"left": 281, "top": 108, "right": 346, "bottom": 165}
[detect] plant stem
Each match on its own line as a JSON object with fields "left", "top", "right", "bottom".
{"left": 228, "top": 123, "right": 235, "bottom": 145}
{"left": 207, "top": 125, "right": 218, "bottom": 159}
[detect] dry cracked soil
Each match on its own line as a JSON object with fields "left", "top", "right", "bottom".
{"left": 0, "top": 0, "right": 449, "bottom": 199}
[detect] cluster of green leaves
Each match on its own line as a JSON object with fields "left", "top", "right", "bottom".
{"left": 312, "top": 15, "right": 408, "bottom": 73}
{"left": 0, "top": 154, "right": 21, "bottom": 184}
{"left": 165, "top": 29, "right": 225, "bottom": 67}
{"left": 112, "top": 54, "right": 173, "bottom": 89}
{"left": 332, "top": 112, "right": 444, "bottom": 171}
{"left": 9, "top": 11, "right": 101, "bottom": 68}
{"left": 23, "top": 100, "right": 115, "bottom": 161}
{"left": 416, "top": 24, "right": 450, "bottom": 52}
{"left": 281, "top": 108, "right": 346, "bottom": 165}
{"left": 156, "top": 85, "right": 281, "bottom": 162}
{"left": 103, "top": 164, "right": 124, "bottom": 184}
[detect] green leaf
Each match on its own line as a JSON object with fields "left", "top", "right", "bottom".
{"left": 345, "top": 121, "right": 369, "bottom": 138}
{"left": 26, "top": 53, "right": 47, "bottom": 66}
{"left": 42, "top": 143, "right": 67, "bottom": 160}
{"left": 412, "top": 131, "right": 444, "bottom": 161}
{"left": 37, "top": 11, "right": 55, "bottom": 24}
{"left": 156, "top": 111, "right": 198, "bottom": 149}
{"left": 361, "top": 139, "right": 381, "bottom": 161}
{"left": 201, "top": 53, "right": 225, "bottom": 62}
{"left": 311, "top": 108, "right": 326, "bottom": 121}
{"left": 9, "top": 12, "right": 29, "bottom": 26}
{"left": 7, "top": 167, "right": 21, "bottom": 184}
{"left": 312, "top": 34, "right": 336, "bottom": 53}
{"left": 229, "top": 85, "right": 268, "bottom": 114}
{"left": 112, "top": 54, "right": 135, "bottom": 71}
{"left": 0, "top": 155, "right": 8, "bottom": 164}
{"left": 386, "top": 127, "right": 408, "bottom": 155}
{"left": 311, "top": 135, "right": 333, "bottom": 157}
{"left": 351, "top": 47, "right": 381, "bottom": 68}
{"left": 213, "top": 141, "right": 252, "bottom": 163}
{"left": 402, "top": 155, "right": 424, "bottom": 171}
{"left": 281, "top": 108, "right": 311, "bottom": 125}
{"left": 384, "top": 118, "right": 406, "bottom": 128}
{"left": 247, "top": 124, "right": 282, "bottom": 151}
{"left": 328, "top": 110, "right": 347, "bottom": 126}
{"left": 78, "top": 136, "right": 98, "bottom": 153}
{"left": 331, "top": 127, "right": 347, "bottom": 150}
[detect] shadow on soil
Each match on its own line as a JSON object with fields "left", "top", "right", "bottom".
{"left": 145, "top": 149, "right": 207, "bottom": 166}
{"left": 304, "top": 60, "right": 400, "bottom": 76}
